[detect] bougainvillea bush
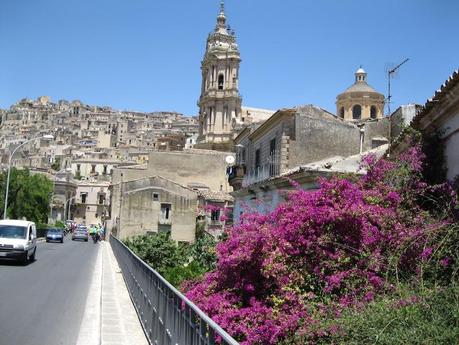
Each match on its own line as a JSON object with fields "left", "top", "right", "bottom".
{"left": 183, "top": 141, "right": 458, "bottom": 345}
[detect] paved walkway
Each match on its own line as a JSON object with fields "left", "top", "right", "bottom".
{"left": 76, "top": 241, "right": 148, "bottom": 345}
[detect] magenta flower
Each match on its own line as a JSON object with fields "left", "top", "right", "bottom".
{"left": 182, "top": 141, "right": 457, "bottom": 344}
{"left": 421, "top": 247, "right": 433, "bottom": 260}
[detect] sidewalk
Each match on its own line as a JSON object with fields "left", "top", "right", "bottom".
{"left": 76, "top": 241, "right": 149, "bottom": 345}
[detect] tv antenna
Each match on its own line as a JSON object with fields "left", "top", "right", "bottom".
{"left": 386, "top": 58, "right": 409, "bottom": 115}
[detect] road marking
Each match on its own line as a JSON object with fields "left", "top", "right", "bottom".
{"left": 76, "top": 245, "right": 102, "bottom": 345}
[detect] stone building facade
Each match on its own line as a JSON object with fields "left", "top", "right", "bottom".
{"left": 72, "top": 181, "right": 111, "bottom": 227}
{"left": 109, "top": 150, "right": 234, "bottom": 241}
{"left": 229, "top": 105, "right": 390, "bottom": 190}
{"left": 336, "top": 68, "right": 385, "bottom": 121}
{"left": 113, "top": 176, "right": 197, "bottom": 243}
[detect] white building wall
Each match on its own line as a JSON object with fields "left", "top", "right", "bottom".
{"left": 233, "top": 180, "right": 318, "bottom": 224}
{"left": 441, "top": 114, "right": 459, "bottom": 181}
{"left": 71, "top": 162, "right": 115, "bottom": 179}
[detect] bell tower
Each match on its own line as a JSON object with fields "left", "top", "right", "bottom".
{"left": 198, "top": 1, "right": 242, "bottom": 144}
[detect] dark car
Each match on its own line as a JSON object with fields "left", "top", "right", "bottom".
{"left": 46, "top": 228, "right": 64, "bottom": 243}
{"left": 72, "top": 226, "right": 88, "bottom": 242}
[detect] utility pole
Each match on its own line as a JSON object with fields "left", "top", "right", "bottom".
{"left": 386, "top": 58, "right": 409, "bottom": 158}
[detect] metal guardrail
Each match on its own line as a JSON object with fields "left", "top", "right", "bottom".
{"left": 110, "top": 235, "right": 239, "bottom": 345}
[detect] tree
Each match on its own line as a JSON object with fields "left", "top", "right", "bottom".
{"left": 51, "top": 157, "right": 61, "bottom": 171}
{"left": 0, "top": 168, "right": 53, "bottom": 225}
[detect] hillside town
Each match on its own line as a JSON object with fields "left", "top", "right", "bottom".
{"left": 1, "top": 1, "right": 458, "bottom": 345}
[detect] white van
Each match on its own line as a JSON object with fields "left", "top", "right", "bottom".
{"left": 0, "top": 219, "right": 37, "bottom": 263}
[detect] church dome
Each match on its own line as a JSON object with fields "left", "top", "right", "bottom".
{"left": 336, "top": 67, "right": 385, "bottom": 121}
{"left": 343, "top": 82, "right": 378, "bottom": 93}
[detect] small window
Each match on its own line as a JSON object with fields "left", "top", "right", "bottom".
{"left": 270, "top": 138, "right": 276, "bottom": 156}
{"left": 269, "top": 138, "right": 277, "bottom": 176}
{"left": 218, "top": 74, "right": 224, "bottom": 90}
{"left": 103, "top": 165, "right": 107, "bottom": 174}
{"left": 81, "top": 193, "right": 87, "bottom": 204}
{"left": 153, "top": 193, "right": 159, "bottom": 201}
{"left": 370, "top": 106, "right": 377, "bottom": 119}
{"left": 255, "top": 149, "right": 261, "bottom": 170}
{"left": 352, "top": 105, "right": 362, "bottom": 120}
{"left": 211, "top": 209, "right": 220, "bottom": 221}
{"left": 76, "top": 164, "right": 81, "bottom": 172}
{"left": 91, "top": 165, "right": 96, "bottom": 173}
{"left": 340, "top": 107, "right": 345, "bottom": 118}
{"left": 160, "top": 203, "right": 171, "bottom": 220}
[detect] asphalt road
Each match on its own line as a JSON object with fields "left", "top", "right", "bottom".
{"left": 0, "top": 236, "right": 100, "bottom": 345}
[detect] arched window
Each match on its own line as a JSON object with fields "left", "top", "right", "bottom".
{"left": 339, "top": 107, "right": 345, "bottom": 118}
{"left": 370, "top": 106, "right": 377, "bottom": 119}
{"left": 218, "top": 74, "right": 224, "bottom": 90}
{"left": 352, "top": 105, "right": 362, "bottom": 120}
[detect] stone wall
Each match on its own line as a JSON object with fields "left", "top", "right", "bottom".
{"left": 291, "top": 113, "right": 360, "bottom": 165}
{"left": 362, "top": 118, "right": 391, "bottom": 150}
{"left": 146, "top": 151, "right": 233, "bottom": 192}
{"left": 248, "top": 115, "right": 294, "bottom": 173}
{"left": 117, "top": 176, "right": 197, "bottom": 242}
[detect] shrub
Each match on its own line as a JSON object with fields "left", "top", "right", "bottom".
{"left": 124, "top": 229, "right": 218, "bottom": 288}
{"left": 54, "top": 220, "right": 65, "bottom": 228}
{"left": 317, "top": 284, "right": 459, "bottom": 345}
{"left": 124, "top": 232, "right": 187, "bottom": 276}
{"left": 184, "top": 141, "right": 458, "bottom": 345}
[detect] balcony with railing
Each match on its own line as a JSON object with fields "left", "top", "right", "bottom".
{"left": 227, "top": 163, "right": 246, "bottom": 190}
{"left": 242, "top": 155, "right": 280, "bottom": 188}
{"left": 158, "top": 216, "right": 172, "bottom": 225}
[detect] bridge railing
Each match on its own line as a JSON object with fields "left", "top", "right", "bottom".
{"left": 110, "top": 235, "right": 239, "bottom": 345}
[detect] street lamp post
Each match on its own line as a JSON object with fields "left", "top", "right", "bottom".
{"left": 3, "top": 135, "right": 54, "bottom": 220}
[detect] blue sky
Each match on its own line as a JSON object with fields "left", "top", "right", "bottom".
{"left": 1, "top": 0, "right": 458, "bottom": 116}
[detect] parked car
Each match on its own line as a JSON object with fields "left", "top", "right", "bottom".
{"left": 46, "top": 228, "right": 64, "bottom": 243}
{"left": 72, "top": 226, "right": 88, "bottom": 242}
{"left": 0, "top": 219, "right": 37, "bottom": 263}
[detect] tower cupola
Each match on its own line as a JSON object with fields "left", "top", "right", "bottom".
{"left": 216, "top": 1, "right": 227, "bottom": 33}
{"left": 355, "top": 67, "right": 367, "bottom": 83}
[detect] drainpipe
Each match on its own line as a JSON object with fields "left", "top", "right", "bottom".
{"left": 359, "top": 126, "right": 365, "bottom": 154}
